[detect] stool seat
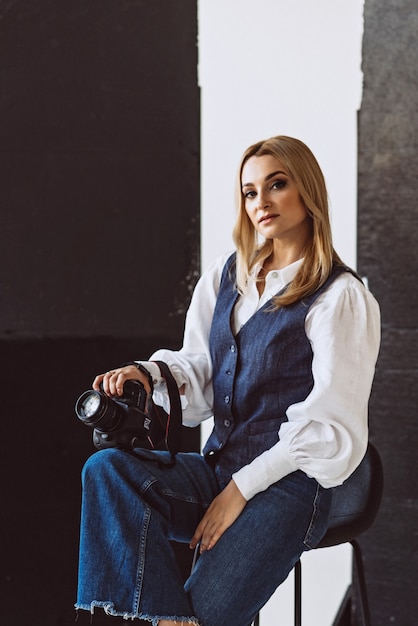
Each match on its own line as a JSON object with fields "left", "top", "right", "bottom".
{"left": 254, "top": 442, "right": 384, "bottom": 626}
{"left": 319, "top": 442, "right": 383, "bottom": 548}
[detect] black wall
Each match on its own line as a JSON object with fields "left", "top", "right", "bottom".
{"left": 357, "top": 0, "right": 418, "bottom": 623}
{"left": 0, "top": 2, "right": 200, "bottom": 624}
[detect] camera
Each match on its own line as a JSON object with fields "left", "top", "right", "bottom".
{"left": 75, "top": 379, "right": 152, "bottom": 450}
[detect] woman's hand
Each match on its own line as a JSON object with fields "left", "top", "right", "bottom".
{"left": 93, "top": 365, "right": 152, "bottom": 397}
{"left": 190, "top": 479, "right": 247, "bottom": 554}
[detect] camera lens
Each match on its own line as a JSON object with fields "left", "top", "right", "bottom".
{"left": 79, "top": 392, "right": 101, "bottom": 418}
{"left": 75, "top": 390, "right": 122, "bottom": 432}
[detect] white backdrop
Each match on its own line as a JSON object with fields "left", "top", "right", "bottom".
{"left": 198, "top": 1, "right": 365, "bottom": 623}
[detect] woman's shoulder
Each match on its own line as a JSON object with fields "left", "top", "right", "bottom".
{"left": 201, "top": 250, "right": 235, "bottom": 282}
{"left": 189, "top": 251, "right": 236, "bottom": 307}
{"left": 312, "top": 267, "right": 380, "bottom": 319}
{"left": 331, "top": 267, "right": 378, "bottom": 300}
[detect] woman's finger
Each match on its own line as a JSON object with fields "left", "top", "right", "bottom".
{"left": 190, "top": 516, "right": 207, "bottom": 551}
{"left": 92, "top": 365, "right": 151, "bottom": 397}
{"left": 92, "top": 369, "right": 123, "bottom": 396}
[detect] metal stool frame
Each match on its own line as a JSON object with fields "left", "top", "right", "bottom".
{"left": 253, "top": 442, "right": 384, "bottom": 626}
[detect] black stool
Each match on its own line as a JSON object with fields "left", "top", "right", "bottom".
{"left": 253, "top": 442, "right": 384, "bottom": 626}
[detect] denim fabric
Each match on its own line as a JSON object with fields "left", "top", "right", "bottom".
{"left": 76, "top": 449, "right": 218, "bottom": 624}
{"left": 204, "top": 254, "right": 347, "bottom": 486}
{"left": 186, "top": 470, "right": 332, "bottom": 626}
{"left": 76, "top": 448, "right": 331, "bottom": 625}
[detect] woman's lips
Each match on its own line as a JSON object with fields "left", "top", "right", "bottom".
{"left": 259, "top": 213, "right": 279, "bottom": 224}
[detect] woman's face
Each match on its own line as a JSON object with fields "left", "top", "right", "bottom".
{"left": 241, "top": 154, "right": 310, "bottom": 246}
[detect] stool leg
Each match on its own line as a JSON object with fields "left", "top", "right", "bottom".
{"left": 350, "top": 540, "right": 372, "bottom": 626}
{"left": 253, "top": 558, "right": 303, "bottom": 626}
{"left": 294, "top": 559, "right": 302, "bottom": 626}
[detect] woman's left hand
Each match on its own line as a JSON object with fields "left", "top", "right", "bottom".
{"left": 190, "top": 479, "right": 247, "bottom": 554}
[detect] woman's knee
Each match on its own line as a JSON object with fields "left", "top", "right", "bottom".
{"left": 81, "top": 448, "right": 126, "bottom": 484}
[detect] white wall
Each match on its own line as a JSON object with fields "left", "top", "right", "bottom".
{"left": 198, "top": 0, "right": 364, "bottom": 623}
{"left": 199, "top": 0, "right": 364, "bottom": 272}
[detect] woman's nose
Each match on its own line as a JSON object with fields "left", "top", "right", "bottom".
{"left": 257, "top": 190, "right": 271, "bottom": 209}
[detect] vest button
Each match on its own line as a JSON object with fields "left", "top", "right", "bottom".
{"left": 224, "top": 419, "right": 231, "bottom": 427}
{"left": 224, "top": 395, "right": 230, "bottom": 404}
{"left": 230, "top": 345, "right": 236, "bottom": 353}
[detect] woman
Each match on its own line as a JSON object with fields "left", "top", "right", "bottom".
{"left": 75, "top": 135, "right": 380, "bottom": 625}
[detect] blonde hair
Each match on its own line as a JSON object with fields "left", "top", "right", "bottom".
{"left": 232, "top": 135, "right": 343, "bottom": 307}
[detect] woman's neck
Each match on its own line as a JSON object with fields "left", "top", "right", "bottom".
{"left": 264, "top": 247, "right": 305, "bottom": 272}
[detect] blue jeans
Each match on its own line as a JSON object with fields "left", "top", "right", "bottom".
{"left": 75, "top": 448, "right": 332, "bottom": 625}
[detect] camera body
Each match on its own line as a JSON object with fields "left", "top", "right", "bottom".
{"left": 75, "top": 379, "right": 153, "bottom": 450}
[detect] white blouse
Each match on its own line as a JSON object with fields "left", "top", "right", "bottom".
{"left": 143, "top": 252, "right": 381, "bottom": 501}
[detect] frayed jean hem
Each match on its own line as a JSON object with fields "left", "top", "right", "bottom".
{"left": 75, "top": 602, "right": 201, "bottom": 625}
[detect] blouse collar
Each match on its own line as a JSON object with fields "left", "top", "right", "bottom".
{"left": 247, "top": 258, "right": 304, "bottom": 305}
{"left": 251, "top": 258, "right": 304, "bottom": 285}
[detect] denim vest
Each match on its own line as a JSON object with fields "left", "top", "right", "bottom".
{"left": 203, "top": 254, "right": 349, "bottom": 487}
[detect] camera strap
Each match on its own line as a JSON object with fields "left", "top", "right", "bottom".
{"left": 150, "top": 360, "right": 183, "bottom": 456}
{"left": 122, "top": 359, "right": 183, "bottom": 457}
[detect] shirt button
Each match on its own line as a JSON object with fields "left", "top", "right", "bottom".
{"left": 224, "top": 395, "right": 230, "bottom": 404}
{"left": 224, "top": 419, "right": 231, "bottom": 427}
{"left": 272, "top": 271, "right": 279, "bottom": 279}
{"left": 230, "top": 345, "right": 236, "bottom": 353}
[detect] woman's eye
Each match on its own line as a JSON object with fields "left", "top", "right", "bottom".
{"left": 271, "top": 180, "right": 287, "bottom": 190}
{"left": 244, "top": 190, "right": 256, "bottom": 198}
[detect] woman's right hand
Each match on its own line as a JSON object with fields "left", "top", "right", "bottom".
{"left": 93, "top": 365, "right": 152, "bottom": 398}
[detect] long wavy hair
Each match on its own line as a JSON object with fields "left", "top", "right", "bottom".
{"left": 232, "top": 135, "right": 343, "bottom": 307}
